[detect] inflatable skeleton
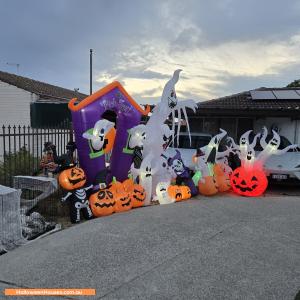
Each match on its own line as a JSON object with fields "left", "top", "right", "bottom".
{"left": 61, "top": 184, "right": 93, "bottom": 223}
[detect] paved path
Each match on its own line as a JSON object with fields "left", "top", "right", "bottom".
{"left": 1, "top": 194, "right": 300, "bottom": 300}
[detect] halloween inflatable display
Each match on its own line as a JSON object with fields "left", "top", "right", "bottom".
{"left": 59, "top": 167, "right": 93, "bottom": 223}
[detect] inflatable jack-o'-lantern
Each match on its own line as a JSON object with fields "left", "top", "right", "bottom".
{"left": 230, "top": 166, "right": 268, "bottom": 197}
{"left": 180, "top": 185, "right": 192, "bottom": 200}
{"left": 213, "top": 164, "right": 231, "bottom": 192}
{"left": 131, "top": 184, "right": 146, "bottom": 208}
{"left": 168, "top": 185, "right": 183, "bottom": 202}
{"left": 89, "top": 188, "right": 115, "bottom": 217}
{"left": 115, "top": 192, "right": 132, "bottom": 212}
{"left": 58, "top": 167, "right": 86, "bottom": 190}
{"left": 198, "top": 176, "right": 218, "bottom": 196}
{"left": 168, "top": 185, "right": 191, "bottom": 202}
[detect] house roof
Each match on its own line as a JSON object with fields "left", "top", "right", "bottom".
{"left": 195, "top": 87, "right": 300, "bottom": 117}
{"left": 0, "top": 70, "right": 87, "bottom": 102}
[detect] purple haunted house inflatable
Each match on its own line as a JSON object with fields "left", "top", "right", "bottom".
{"left": 68, "top": 82, "right": 150, "bottom": 184}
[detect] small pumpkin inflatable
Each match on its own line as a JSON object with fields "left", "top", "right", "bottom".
{"left": 89, "top": 188, "right": 115, "bottom": 217}
{"left": 58, "top": 167, "right": 86, "bottom": 190}
{"left": 168, "top": 185, "right": 183, "bottom": 202}
{"left": 168, "top": 185, "right": 191, "bottom": 202}
{"left": 213, "top": 164, "right": 231, "bottom": 192}
{"left": 115, "top": 192, "right": 132, "bottom": 213}
{"left": 230, "top": 166, "right": 268, "bottom": 197}
{"left": 131, "top": 184, "right": 146, "bottom": 208}
{"left": 198, "top": 176, "right": 218, "bottom": 196}
{"left": 180, "top": 185, "right": 192, "bottom": 200}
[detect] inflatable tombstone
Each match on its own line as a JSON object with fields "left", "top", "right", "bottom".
{"left": 69, "top": 82, "right": 150, "bottom": 183}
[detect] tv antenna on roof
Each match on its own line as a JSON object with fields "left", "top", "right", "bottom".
{"left": 6, "top": 62, "right": 20, "bottom": 74}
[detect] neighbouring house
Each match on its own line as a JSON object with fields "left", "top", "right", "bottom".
{"left": 189, "top": 87, "right": 300, "bottom": 144}
{"left": 0, "top": 70, "right": 87, "bottom": 127}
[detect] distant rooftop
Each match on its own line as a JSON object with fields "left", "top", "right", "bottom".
{"left": 0, "top": 70, "right": 87, "bottom": 102}
{"left": 196, "top": 87, "right": 300, "bottom": 117}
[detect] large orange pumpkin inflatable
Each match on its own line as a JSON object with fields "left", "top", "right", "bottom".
{"left": 89, "top": 188, "right": 115, "bottom": 217}
{"left": 198, "top": 176, "right": 218, "bottom": 196}
{"left": 230, "top": 166, "right": 268, "bottom": 197}
{"left": 58, "top": 167, "right": 86, "bottom": 190}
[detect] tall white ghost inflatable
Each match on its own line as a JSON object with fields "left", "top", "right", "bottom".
{"left": 138, "top": 154, "right": 158, "bottom": 206}
{"left": 141, "top": 70, "right": 197, "bottom": 201}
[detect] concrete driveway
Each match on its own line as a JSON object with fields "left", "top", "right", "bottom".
{"left": 0, "top": 194, "right": 300, "bottom": 300}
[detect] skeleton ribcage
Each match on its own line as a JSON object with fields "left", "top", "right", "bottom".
{"left": 75, "top": 189, "right": 87, "bottom": 201}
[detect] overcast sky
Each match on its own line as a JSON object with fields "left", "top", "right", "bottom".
{"left": 1, "top": 0, "right": 300, "bottom": 104}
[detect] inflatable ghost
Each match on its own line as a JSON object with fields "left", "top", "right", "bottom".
{"left": 204, "top": 129, "right": 227, "bottom": 163}
{"left": 151, "top": 154, "right": 175, "bottom": 195}
{"left": 82, "top": 119, "right": 114, "bottom": 152}
{"left": 138, "top": 154, "right": 158, "bottom": 206}
{"left": 256, "top": 127, "right": 298, "bottom": 168}
{"left": 128, "top": 124, "right": 146, "bottom": 149}
{"left": 156, "top": 182, "right": 175, "bottom": 205}
{"left": 128, "top": 124, "right": 146, "bottom": 181}
{"left": 141, "top": 70, "right": 197, "bottom": 200}
{"left": 143, "top": 70, "right": 197, "bottom": 159}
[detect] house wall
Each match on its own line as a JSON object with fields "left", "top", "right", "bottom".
{"left": 0, "top": 81, "right": 38, "bottom": 126}
{"left": 254, "top": 117, "right": 300, "bottom": 144}
{"left": 0, "top": 81, "right": 38, "bottom": 161}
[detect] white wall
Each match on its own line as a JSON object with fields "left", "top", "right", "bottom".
{"left": 254, "top": 117, "right": 300, "bottom": 144}
{"left": 0, "top": 81, "right": 38, "bottom": 161}
{"left": 0, "top": 81, "right": 38, "bottom": 126}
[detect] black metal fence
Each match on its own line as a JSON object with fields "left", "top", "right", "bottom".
{"left": 0, "top": 120, "right": 74, "bottom": 187}
{"left": 0, "top": 121, "right": 75, "bottom": 230}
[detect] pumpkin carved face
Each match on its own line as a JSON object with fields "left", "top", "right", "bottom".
{"left": 198, "top": 176, "right": 218, "bottom": 196}
{"left": 58, "top": 167, "right": 86, "bottom": 190}
{"left": 230, "top": 167, "right": 268, "bottom": 197}
{"left": 180, "top": 186, "right": 191, "bottom": 200}
{"left": 168, "top": 185, "right": 183, "bottom": 201}
{"left": 131, "top": 184, "right": 146, "bottom": 207}
{"left": 115, "top": 192, "right": 132, "bottom": 212}
{"left": 89, "top": 188, "right": 115, "bottom": 217}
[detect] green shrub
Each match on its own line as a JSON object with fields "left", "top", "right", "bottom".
{"left": 0, "top": 147, "right": 39, "bottom": 186}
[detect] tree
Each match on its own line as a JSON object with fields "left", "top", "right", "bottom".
{"left": 286, "top": 79, "right": 300, "bottom": 88}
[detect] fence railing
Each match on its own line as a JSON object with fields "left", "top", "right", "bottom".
{"left": 0, "top": 120, "right": 74, "bottom": 187}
